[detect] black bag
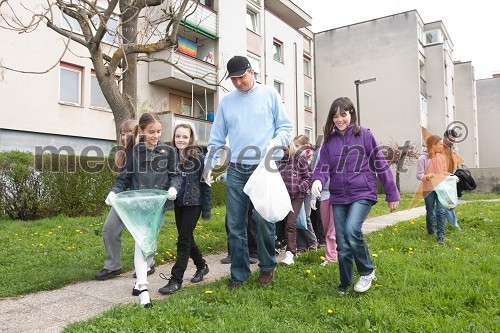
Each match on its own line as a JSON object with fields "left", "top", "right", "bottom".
{"left": 454, "top": 167, "right": 477, "bottom": 197}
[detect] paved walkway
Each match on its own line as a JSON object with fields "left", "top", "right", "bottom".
{"left": 0, "top": 204, "right": 448, "bottom": 333}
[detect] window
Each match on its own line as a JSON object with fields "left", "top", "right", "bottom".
{"left": 61, "top": 12, "right": 82, "bottom": 34}
{"left": 304, "top": 93, "right": 312, "bottom": 110}
{"left": 303, "top": 56, "right": 311, "bottom": 77}
{"left": 304, "top": 127, "right": 312, "bottom": 142}
{"left": 274, "top": 80, "right": 284, "bottom": 100}
{"left": 247, "top": 54, "right": 261, "bottom": 82}
{"left": 273, "top": 39, "right": 283, "bottom": 62}
{"left": 425, "top": 30, "right": 442, "bottom": 45}
{"left": 91, "top": 14, "right": 118, "bottom": 44}
{"left": 59, "top": 62, "right": 82, "bottom": 106}
{"left": 91, "top": 71, "right": 115, "bottom": 110}
{"left": 246, "top": 9, "right": 258, "bottom": 33}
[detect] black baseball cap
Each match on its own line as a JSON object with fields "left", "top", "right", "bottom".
{"left": 226, "top": 56, "right": 251, "bottom": 79}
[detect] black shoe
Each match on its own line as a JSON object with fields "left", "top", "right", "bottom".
{"left": 437, "top": 237, "right": 444, "bottom": 245}
{"left": 191, "top": 264, "right": 209, "bottom": 283}
{"left": 158, "top": 279, "right": 182, "bottom": 295}
{"left": 228, "top": 282, "right": 242, "bottom": 290}
{"left": 95, "top": 268, "right": 122, "bottom": 281}
{"left": 133, "top": 265, "right": 155, "bottom": 278}
{"left": 220, "top": 256, "right": 231, "bottom": 264}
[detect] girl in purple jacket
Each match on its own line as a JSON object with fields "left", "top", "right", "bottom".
{"left": 311, "top": 97, "right": 399, "bottom": 294}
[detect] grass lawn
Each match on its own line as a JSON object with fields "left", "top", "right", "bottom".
{"left": 60, "top": 199, "right": 499, "bottom": 333}
{"left": 1, "top": 193, "right": 497, "bottom": 332}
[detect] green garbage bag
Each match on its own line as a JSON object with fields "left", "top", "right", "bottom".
{"left": 111, "top": 189, "right": 168, "bottom": 260}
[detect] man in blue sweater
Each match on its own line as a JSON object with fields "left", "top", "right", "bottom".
{"left": 204, "top": 56, "right": 292, "bottom": 289}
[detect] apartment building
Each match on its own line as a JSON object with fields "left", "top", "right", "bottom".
{"left": 314, "top": 10, "right": 479, "bottom": 192}
{"left": 0, "top": 0, "right": 314, "bottom": 154}
{"left": 476, "top": 75, "right": 500, "bottom": 168}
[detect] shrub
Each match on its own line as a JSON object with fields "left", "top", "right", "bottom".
{"left": 0, "top": 151, "right": 47, "bottom": 220}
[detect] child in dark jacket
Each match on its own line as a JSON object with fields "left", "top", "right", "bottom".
{"left": 106, "top": 112, "right": 182, "bottom": 307}
{"left": 279, "top": 135, "right": 313, "bottom": 265}
{"left": 158, "top": 123, "right": 212, "bottom": 295}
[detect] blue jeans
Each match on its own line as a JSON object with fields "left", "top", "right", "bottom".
{"left": 226, "top": 163, "right": 277, "bottom": 283}
{"left": 424, "top": 191, "right": 446, "bottom": 238}
{"left": 333, "top": 199, "right": 373, "bottom": 290}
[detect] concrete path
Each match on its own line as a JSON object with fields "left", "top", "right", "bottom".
{"left": 0, "top": 203, "right": 472, "bottom": 333}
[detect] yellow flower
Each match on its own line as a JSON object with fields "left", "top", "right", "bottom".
{"left": 75, "top": 229, "right": 80, "bottom": 233}
{"left": 38, "top": 243, "right": 44, "bottom": 247}
{"left": 327, "top": 309, "right": 333, "bottom": 315}
{"left": 320, "top": 256, "right": 325, "bottom": 261}
{"left": 57, "top": 226, "right": 62, "bottom": 229}
{"left": 390, "top": 248, "right": 395, "bottom": 252}
{"left": 371, "top": 253, "right": 378, "bottom": 258}
{"left": 408, "top": 247, "right": 413, "bottom": 251}
{"left": 306, "top": 269, "right": 312, "bottom": 274}
{"left": 204, "top": 290, "right": 213, "bottom": 294}
{"left": 455, "top": 247, "right": 461, "bottom": 251}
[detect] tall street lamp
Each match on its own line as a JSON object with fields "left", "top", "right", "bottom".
{"left": 354, "top": 77, "right": 377, "bottom": 125}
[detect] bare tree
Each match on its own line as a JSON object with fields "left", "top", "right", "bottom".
{"left": 0, "top": 0, "right": 219, "bottom": 140}
{"left": 381, "top": 139, "right": 419, "bottom": 191}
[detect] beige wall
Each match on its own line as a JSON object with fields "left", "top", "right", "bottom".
{"left": 314, "top": 11, "right": 423, "bottom": 192}
{"left": 454, "top": 62, "right": 479, "bottom": 167}
{"left": 477, "top": 77, "right": 500, "bottom": 167}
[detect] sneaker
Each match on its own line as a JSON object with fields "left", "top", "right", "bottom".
{"left": 220, "top": 256, "right": 231, "bottom": 264}
{"left": 281, "top": 251, "right": 295, "bottom": 265}
{"left": 354, "top": 271, "right": 377, "bottom": 293}
{"left": 437, "top": 237, "right": 444, "bottom": 245}
{"left": 158, "top": 279, "right": 182, "bottom": 295}
{"left": 320, "top": 260, "right": 330, "bottom": 266}
{"left": 95, "top": 268, "right": 122, "bottom": 281}
{"left": 259, "top": 270, "right": 274, "bottom": 285}
{"left": 249, "top": 256, "right": 258, "bottom": 264}
{"left": 191, "top": 264, "right": 209, "bottom": 283}
{"left": 318, "top": 242, "right": 326, "bottom": 248}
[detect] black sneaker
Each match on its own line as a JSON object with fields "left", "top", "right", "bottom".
{"left": 191, "top": 264, "right": 209, "bottom": 283}
{"left": 437, "top": 237, "right": 444, "bottom": 245}
{"left": 95, "top": 268, "right": 122, "bottom": 281}
{"left": 133, "top": 265, "right": 155, "bottom": 278}
{"left": 158, "top": 279, "right": 182, "bottom": 295}
{"left": 220, "top": 256, "right": 231, "bottom": 264}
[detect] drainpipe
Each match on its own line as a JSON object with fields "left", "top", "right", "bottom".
{"left": 294, "top": 42, "right": 298, "bottom": 137}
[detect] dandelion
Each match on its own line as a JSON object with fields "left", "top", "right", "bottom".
{"left": 204, "top": 290, "right": 213, "bottom": 295}
{"left": 75, "top": 229, "right": 80, "bottom": 233}
{"left": 455, "top": 247, "right": 461, "bottom": 251}
{"left": 408, "top": 247, "right": 413, "bottom": 251}
{"left": 48, "top": 231, "right": 53, "bottom": 235}
{"left": 306, "top": 269, "right": 312, "bottom": 274}
{"left": 327, "top": 309, "right": 333, "bottom": 315}
{"left": 390, "top": 248, "right": 395, "bottom": 252}
{"left": 320, "top": 256, "right": 325, "bottom": 261}
{"left": 57, "top": 226, "right": 62, "bottom": 229}
{"left": 371, "top": 253, "right": 378, "bottom": 258}
{"left": 38, "top": 243, "right": 44, "bottom": 247}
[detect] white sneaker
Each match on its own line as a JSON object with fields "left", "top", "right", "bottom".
{"left": 320, "top": 260, "right": 330, "bottom": 266}
{"left": 354, "top": 270, "right": 377, "bottom": 293}
{"left": 281, "top": 251, "right": 295, "bottom": 265}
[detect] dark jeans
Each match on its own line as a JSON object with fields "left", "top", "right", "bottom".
{"left": 170, "top": 205, "right": 205, "bottom": 283}
{"left": 226, "top": 204, "right": 258, "bottom": 258}
{"left": 311, "top": 198, "right": 326, "bottom": 244}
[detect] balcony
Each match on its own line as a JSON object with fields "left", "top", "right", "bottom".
{"left": 180, "top": 0, "right": 217, "bottom": 38}
{"left": 149, "top": 51, "right": 217, "bottom": 93}
{"left": 264, "top": 0, "right": 311, "bottom": 29}
{"left": 158, "top": 111, "right": 212, "bottom": 147}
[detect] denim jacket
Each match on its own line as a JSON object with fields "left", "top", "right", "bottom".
{"left": 176, "top": 150, "right": 212, "bottom": 216}
{"left": 110, "top": 142, "right": 182, "bottom": 210}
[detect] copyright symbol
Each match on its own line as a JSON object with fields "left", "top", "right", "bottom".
{"left": 447, "top": 121, "right": 468, "bottom": 143}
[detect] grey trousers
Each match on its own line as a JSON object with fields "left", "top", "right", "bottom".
{"left": 102, "top": 207, "right": 154, "bottom": 271}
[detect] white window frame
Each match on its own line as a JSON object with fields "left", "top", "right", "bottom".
{"left": 91, "top": 14, "right": 118, "bottom": 45}
{"left": 61, "top": 12, "right": 82, "bottom": 34}
{"left": 59, "top": 62, "right": 83, "bottom": 106}
{"left": 90, "top": 71, "right": 120, "bottom": 111}
{"left": 304, "top": 127, "right": 313, "bottom": 142}
{"left": 274, "top": 79, "right": 284, "bottom": 101}
{"left": 273, "top": 38, "right": 283, "bottom": 63}
{"left": 247, "top": 54, "right": 261, "bottom": 83}
{"left": 303, "top": 56, "right": 311, "bottom": 77}
{"left": 246, "top": 8, "right": 259, "bottom": 33}
{"left": 304, "top": 92, "right": 312, "bottom": 110}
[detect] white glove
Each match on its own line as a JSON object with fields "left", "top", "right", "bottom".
{"left": 310, "top": 199, "right": 317, "bottom": 210}
{"left": 167, "top": 187, "right": 177, "bottom": 201}
{"left": 105, "top": 191, "right": 116, "bottom": 206}
{"left": 311, "top": 180, "right": 322, "bottom": 198}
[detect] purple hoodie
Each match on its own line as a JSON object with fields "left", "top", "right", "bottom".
{"left": 312, "top": 125, "right": 400, "bottom": 205}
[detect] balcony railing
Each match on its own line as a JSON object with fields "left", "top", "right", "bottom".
{"left": 149, "top": 51, "right": 217, "bottom": 93}
{"left": 179, "top": 0, "right": 217, "bottom": 38}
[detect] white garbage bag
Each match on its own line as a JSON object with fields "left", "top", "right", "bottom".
{"left": 434, "top": 175, "right": 459, "bottom": 209}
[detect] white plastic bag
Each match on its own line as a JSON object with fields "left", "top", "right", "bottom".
{"left": 434, "top": 175, "right": 459, "bottom": 209}
{"left": 243, "top": 159, "right": 292, "bottom": 223}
